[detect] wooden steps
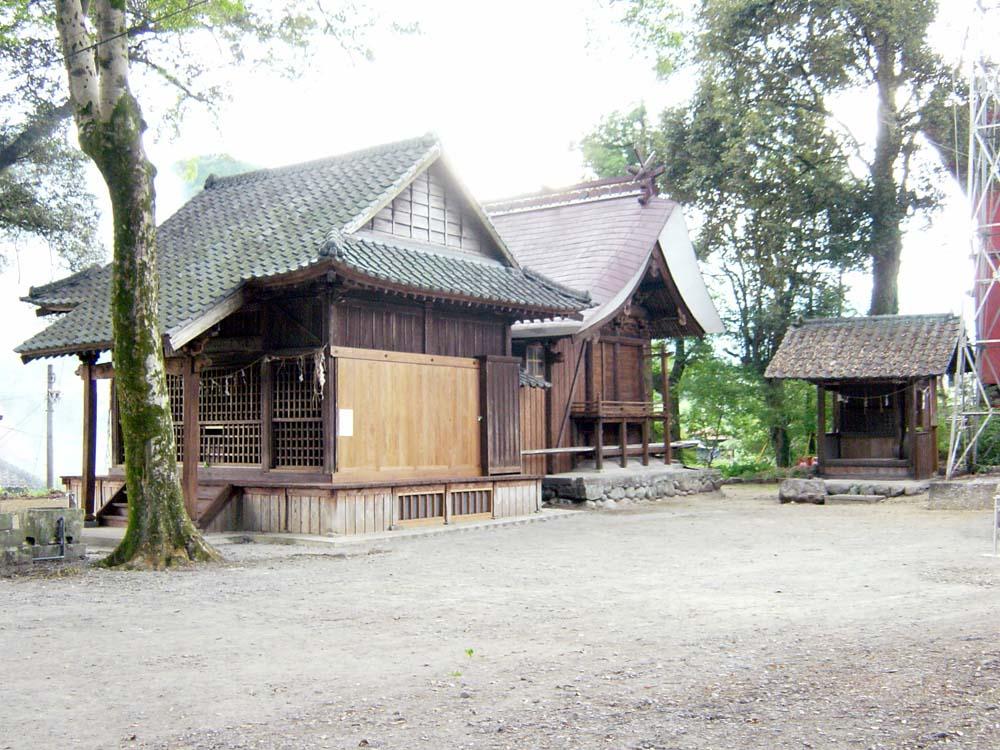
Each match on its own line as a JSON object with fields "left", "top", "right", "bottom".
{"left": 101, "top": 501, "right": 129, "bottom": 527}
{"left": 97, "top": 483, "right": 236, "bottom": 529}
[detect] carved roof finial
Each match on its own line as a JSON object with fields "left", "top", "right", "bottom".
{"left": 626, "top": 147, "right": 665, "bottom": 205}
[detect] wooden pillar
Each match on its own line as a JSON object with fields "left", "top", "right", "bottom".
{"left": 907, "top": 381, "right": 919, "bottom": 463}
{"left": 423, "top": 302, "right": 435, "bottom": 354}
{"left": 324, "top": 354, "right": 337, "bottom": 474}
{"left": 260, "top": 360, "right": 273, "bottom": 470}
{"left": 595, "top": 416, "right": 604, "bottom": 471}
{"left": 80, "top": 354, "right": 98, "bottom": 520}
{"left": 619, "top": 420, "right": 627, "bottom": 468}
{"left": 660, "top": 345, "right": 672, "bottom": 465}
{"left": 182, "top": 358, "right": 200, "bottom": 520}
{"left": 816, "top": 385, "right": 826, "bottom": 473}
{"left": 641, "top": 418, "right": 650, "bottom": 466}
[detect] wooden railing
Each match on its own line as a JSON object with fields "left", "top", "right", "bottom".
{"left": 570, "top": 399, "right": 664, "bottom": 419}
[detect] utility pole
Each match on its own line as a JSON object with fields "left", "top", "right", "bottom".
{"left": 45, "top": 365, "right": 60, "bottom": 490}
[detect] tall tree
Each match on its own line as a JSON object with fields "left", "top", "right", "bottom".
{"left": 618, "top": 0, "right": 962, "bottom": 315}
{"left": 41, "top": 0, "right": 395, "bottom": 568}
{"left": 656, "top": 74, "right": 866, "bottom": 465}
{"left": 4, "top": 0, "right": 388, "bottom": 271}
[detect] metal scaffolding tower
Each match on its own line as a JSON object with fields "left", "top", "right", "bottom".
{"left": 947, "top": 1, "right": 1000, "bottom": 476}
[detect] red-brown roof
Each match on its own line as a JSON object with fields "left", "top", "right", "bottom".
{"left": 485, "top": 177, "right": 724, "bottom": 337}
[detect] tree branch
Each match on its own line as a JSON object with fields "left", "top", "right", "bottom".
{"left": 0, "top": 100, "right": 74, "bottom": 174}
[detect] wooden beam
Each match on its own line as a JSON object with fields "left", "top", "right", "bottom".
{"left": 260, "top": 360, "right": 273, "bottom": 471}
{"left": 660, "top": 345, "right": 672, "bottom": 465}
{"left": 594, "top": 417, "right": 604, "bottom": 471}
{"left": 641, "top": 418, "right": 650, "bottom": 466}
{"left": 619, "top": 420, "right": 627, "bottom": 468}
{"left": 182, "top": 358, "right": 200, "bottom": 519}
{"left": 324, "top": 354, "right": 336, "bottom": 474}
{"left": 816, "top": 385, "right": 826, "bottom": 473}
{"left": 80, "top": 354, "right": 98, "bottom": 520}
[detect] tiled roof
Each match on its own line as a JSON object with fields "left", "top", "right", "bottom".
{"left": 486, "top": 180, "right": 674, "bottom": 309}
{"left": 765, "top": 314, "right": 964, "bottom": 381}
{"left": 518, "top": 368, "right": 550, "bottom": 388}
{"left": 17, "top": 135, "right": 588, "bottom": 360}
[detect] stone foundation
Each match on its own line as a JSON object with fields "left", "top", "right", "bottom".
{"left": 778, "top": 477, "right": 931, "bottom": 505}
{"left": 543, "top": 463, "right": 722, "bottom": 508}
{"left": 0, "top": 507, "right": 86, "bottom": 570}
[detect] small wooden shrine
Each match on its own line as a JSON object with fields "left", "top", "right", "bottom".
{"left": 766, "top": 314, "right": 963, "bottom": 480}
{"left": 16, "top": 136, "right": 589, "bottom": 533}
{"left": 486, "top": 175, "right": 724, "bottom": 473}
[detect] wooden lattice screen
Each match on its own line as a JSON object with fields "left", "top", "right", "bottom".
{"left": 397, "top": 490, "right": 445, "bottom": 523}
{"left": 271, "top": 358, "right": 324, "bottom": 467}
{"left": 451, "top": 488, "right": 492, "bottom": 517}
{"left": 199, "top": 364, "right": 261, "bottom": 465}
{"left": 166, "top": 373, "right": 184, "bottom": 463}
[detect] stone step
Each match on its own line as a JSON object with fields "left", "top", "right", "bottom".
{"left": 825, "top": 493, "right": 886, "bottom": 505}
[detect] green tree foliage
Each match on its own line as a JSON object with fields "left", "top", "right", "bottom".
{"left": 615, "top": 0, "right": 963, "bottom": 315}
{"left": 1, "top": 0, "right": 394, "bottom": 270}
{"left": 174, "top": 153, "right": 258, "bottom": 201}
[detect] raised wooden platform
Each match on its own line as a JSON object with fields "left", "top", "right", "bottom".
{"left": 63, "top": 474, "right": 542, "bottom": 536}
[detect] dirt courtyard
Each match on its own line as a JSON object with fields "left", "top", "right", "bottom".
{"left": 2, "top": 485, "right": 999, "bottom": 749}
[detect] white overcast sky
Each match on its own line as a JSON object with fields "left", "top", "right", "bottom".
{"left": 0, "top": 0, "right": 978, "bottom": 481}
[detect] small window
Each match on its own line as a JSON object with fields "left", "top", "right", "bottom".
{"left": 525, "top": 343, "right": 545, "bottom": 378}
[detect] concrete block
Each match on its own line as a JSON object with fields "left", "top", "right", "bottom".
{"left": 826, "top": 494, "right": 886, "bottom": 505}
{"left": 928, "top": 478, "right": 1000, "bottom": 510}
{"left": 21, "top": 508, "right": 84, "bottom": 546}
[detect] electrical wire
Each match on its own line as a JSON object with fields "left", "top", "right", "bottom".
{"left": 2, "top": 0, "right": 212, "bottom": 85}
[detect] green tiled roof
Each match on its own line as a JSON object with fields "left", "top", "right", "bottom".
{"left": 17, "top": 135, "right": 588, "bottom": 360}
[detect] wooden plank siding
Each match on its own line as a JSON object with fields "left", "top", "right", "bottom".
{"left": 547, "top": 337, "right": 587, "bottom": 474}
{"left": 331, "top": 295, "right": 508, "bottom": 359}
{"left": 333, "top": 347, "right": 481, "bottom": 481}
{"left": 519, "top": 386, "right": 547, "bottom": 475}
{"left": 185, "top": 478, "right": 538, "bottom": 535}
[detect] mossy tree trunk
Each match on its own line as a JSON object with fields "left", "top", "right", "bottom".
{"left": 55, "top": 0, "right": 217, "bottom": 568}
{"left": 764, "top": 378, "right": 791, "bottom": 468}
{"left": 867, "top": 36, "right": 906, "bottom": 317}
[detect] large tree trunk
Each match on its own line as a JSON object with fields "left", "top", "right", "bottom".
{"left": 56, "top": 0, "right": 217, "bottom": 568}
{"left": 764, "top": 378, "right": 791, "bottom": 468}
{"left": 867, "top": 38, "right": 905, "bottom": 317}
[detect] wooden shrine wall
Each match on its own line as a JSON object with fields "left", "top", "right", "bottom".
{"left": 333, "top": 347, "right": 481, "bottom": 481}
{"left": 519, "top": 386, "right": 547, "bottom": 475}
{"left": 332, "top": 296, "right": 508, "bottom": 359}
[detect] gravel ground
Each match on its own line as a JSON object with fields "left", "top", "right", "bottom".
{"left": 2, "top": 484, "right": 999, "bottom": 749}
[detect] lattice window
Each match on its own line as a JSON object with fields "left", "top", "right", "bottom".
{"left": 397, "top": 491, "right": 445, "bottom": 523}
{"left": 199, "top": 363, "right": 261, "bottom": 465}
{"left": 451, "top": 488, "right": 492, "bottom": 517}
{"left": 272, "top": 358, "right": 324, "bottom": 467}
{"left": 166, "top": 373, "right": 184, "bottom": 463}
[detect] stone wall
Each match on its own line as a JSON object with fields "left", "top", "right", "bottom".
{"left": 544, "top": 466, "right": 722, "bottom": 508}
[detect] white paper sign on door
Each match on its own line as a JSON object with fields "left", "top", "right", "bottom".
{"left": 338, "top": 408, "right": 354, "bottom": 437}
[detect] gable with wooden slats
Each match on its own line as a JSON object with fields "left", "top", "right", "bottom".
{"left": 366, "top": 162, "right": 502, "bottom": 262}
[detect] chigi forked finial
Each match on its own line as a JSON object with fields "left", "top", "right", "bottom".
{"left": 626, "top": 147, "right": 665, "bottom": 205}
